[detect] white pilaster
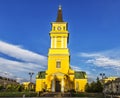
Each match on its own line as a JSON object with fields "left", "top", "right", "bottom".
{"left": 61, "top": 37, "right": 63, "bottom": 48}
{"left": 65, "top": 37, "right": 67, "bottom": 48}
{"left": 61, "top": 78, "right": 64, "bottom": 93}
{"left": 52, "top": 79, "right": 55, "bottom": 92}
{"left": 54, "top": 37, "right": 56, "bottom": 48}
{"left": 51, "top": 37, "right": 53, "bottom": 48}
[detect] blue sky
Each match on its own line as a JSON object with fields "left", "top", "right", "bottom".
{"left": 0, "top": 0, "right": 120, "bottom": 82}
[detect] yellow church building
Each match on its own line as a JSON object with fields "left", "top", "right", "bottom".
{"left": 36, "top": 6, "right": 87, "bottom": 93}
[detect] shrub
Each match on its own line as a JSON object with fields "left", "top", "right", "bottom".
{"left": 0, "top": 92, "right": 38, "bottom": 97}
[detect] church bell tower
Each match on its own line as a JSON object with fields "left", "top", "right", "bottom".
{"left": 47, "top": 5, "right": 70, "bottom": 74}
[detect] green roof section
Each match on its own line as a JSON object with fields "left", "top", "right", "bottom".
{"left": 75, "top": 71, "right": 87, "bottom": 79}
{"left": 36, "top": 71, "right": 46, "bottom": 79}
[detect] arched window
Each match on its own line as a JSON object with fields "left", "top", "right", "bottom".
{"left": 63, "top": 26, "right": 66, "bottom": 30}
{"left": 53, "top": 26, "right": 55, "bottom": 30}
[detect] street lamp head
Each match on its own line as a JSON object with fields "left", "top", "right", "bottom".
{"left": 28, "top": 72, "right": 34, "bottom": 83}
{"left": 100, "top": 73, "right": 102, "bottom": 76}
{"left": 29, "top": 72, "right": 34, "bottom": 75}
{"left": 100, "top": 73, "right": 105, "bottom": 76}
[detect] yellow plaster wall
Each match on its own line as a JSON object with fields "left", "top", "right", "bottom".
{"left": 22, "top": 82, "right": 35, "bottom": 90}
{"left": 47, "top": 55, "right": 70, "bottom": 74}
{"left": 48, "top": 49, "right": 69, "bottom": 55}
{"left": 75, "top": 79, "right": 87, "bottom": 92}
{"left": 36, "top": 79, "right": 46, "bottom": 92}
{"left": 22, "top": 82, "right": 30, "bottom": 90}
{"left": 102, "top": 77, "right": 117, "bottom": 83}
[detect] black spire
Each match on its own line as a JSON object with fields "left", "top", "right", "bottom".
{"left": 56, "top": 5, "right": 64, "bottom": 22}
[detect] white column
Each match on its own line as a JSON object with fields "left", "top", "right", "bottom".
{"left": 51, "top": 37, "right": 53, "bottom": 48}
{"left": 53, "top": 37, "right": 54, "bottom": 48}
{"left": 62, "top": 37, "right": 64, "bottom": 48}
{"left": 52, "top": 79, "right": 55, "bottom": 92}
{"left": 65, "top": 37, "right": 67, "bottom": 48}
{"left": 61, "top": 78, "right": 64, "bottom": 93}
{"left": 54, "top": 37, "right": 56, "bottom": 48}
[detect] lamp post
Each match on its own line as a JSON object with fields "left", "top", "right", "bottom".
{"left": 100, "top": 73, "right": 105, "bottom": 79}
{"left": 28, "top": 72, "right": 34, "bottom": 83}
{"left": 100, "top": 73, "right": 106, "bottom": 97}
{"left": 28, "top": 72, "right": 34, "bottom": 91}
{"left": 100, "top": 73, "right": 106, "bottom": 85}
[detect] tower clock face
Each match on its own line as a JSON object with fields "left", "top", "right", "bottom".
{"left": 57, "top": 26, "right": 61, "bottom": 30}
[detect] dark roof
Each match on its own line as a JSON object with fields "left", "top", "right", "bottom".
{"left": 56, "top": 5, "right": 64, "bottom": 22}
{"left": 36, "top": 71, "right": 46, "bottom": 79}
{"left": 0, "top": 76, "right": 16, "bottom": 82}
{"left": 75, "top": 71, "right": 87, "bottom": 79}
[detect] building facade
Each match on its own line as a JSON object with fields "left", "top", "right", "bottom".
{"left": 101, "top": 77, "right": 117, "bottom": 84}
{"left": 36, "top": 6, "right": 87, "bottom": 93}
{"left": 22, "top": 82, "right": 35, "bottom": 91}
{"left": 103, "top": 78, "right": 120, "bottom": 94}
{"left": 0, "top": 76, "right": 18, "bottom": 88}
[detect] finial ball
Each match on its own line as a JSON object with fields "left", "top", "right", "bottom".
{"left": 59, "top": 5, "right": 62, "bottom": 10}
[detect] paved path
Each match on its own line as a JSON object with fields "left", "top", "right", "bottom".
{"left": 0, "top": 96, "right": 95, "bottom": 98}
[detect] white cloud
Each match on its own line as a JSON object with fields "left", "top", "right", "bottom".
{"left": 0, "top": 71, "right": 14, "bottom": 78}
{"left": 0, "top": 57, "right": 47, "bottom": 82}
{"left": 16, "top": 78, "right": 28, "bottom": 83}
{"left": 87, "top": 57, "right": 120, "bottom": 67}
{"left": 0, "top": 41, "right": 47, "bottom": 65}
{"left": 80, "top": 52, "right": 103, "bottom": 58}
{"left": 75, "top": 49, "right": 120, "bottom": 81}
{"left": 0, "top": 57, "right": 45, "bottom": 72}
{"left": 79, "top": 49, "right": 120, "bottom": 69}
{"left": 0, "top": 40, "right": 48, "bottom": 83}
{"left": 71, "top": 65, "right": 81, "bottom": 71}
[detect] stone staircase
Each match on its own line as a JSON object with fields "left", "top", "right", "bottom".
{"left": 41, "top": 92, "right": 71, "bottom": 97}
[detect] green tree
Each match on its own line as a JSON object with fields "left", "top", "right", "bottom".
{"left": 6, "top": 84, "right": 13, "bottom": 91}
{"left": 95, "top": 77, "right": 103, "bottom": 92}
{"left": 85, "top": 83, "right": 91, "bottom": 92}
{"left": 16, "top": 85, "right": 24, "bottom": 92}
{"left": 6, "top": 84, "right": 24, "bottom": 92}
{"left": 85, "top": 77, "right": 103, "bottom": 93}
{"left": 0, "top": 85, "right": 4, "bottom": 91}
{"left": 91, "top": 81, "right": 96, "bottom": 92}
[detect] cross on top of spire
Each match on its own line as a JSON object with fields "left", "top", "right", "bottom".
{"left": 56, "top": 5, "right": 64, "bottom": 22}
{"left": 59, "top": 5, "right": 62, "bottom": 10}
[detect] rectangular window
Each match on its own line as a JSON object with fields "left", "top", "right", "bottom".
{"left": 56, "top": 61, "right": 61, "bottom": 68}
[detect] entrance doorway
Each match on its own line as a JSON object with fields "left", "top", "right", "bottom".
{"left": 55, "top": 81, "right": 61, "bottom": 92}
